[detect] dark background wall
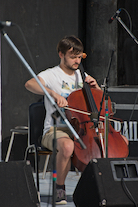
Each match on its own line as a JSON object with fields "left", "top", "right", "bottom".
{"left": 85, "top": 0, "right": 118, "bottom": 87}
{"left": 117, "top": 0, "right": 138, "bottom": 85}
{"left": 0, "top": 0, "right": 138, "bottom": 161}
{"left": 78, "top": 0, "right": 118, "bottom": 87}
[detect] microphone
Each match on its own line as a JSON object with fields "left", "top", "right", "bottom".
{"left": 108, "top": 9, "right": 121, "bottom": 24}
{"left": 0, "top": 21, "right": 12, "bottom": 28}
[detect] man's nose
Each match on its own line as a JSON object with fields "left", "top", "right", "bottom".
{"left": 75, "top": 57, "right": 81, "bottom": 63}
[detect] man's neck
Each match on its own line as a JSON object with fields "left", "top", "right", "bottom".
{"left": 59, "top": 64, "right": 75, "bottom": 76}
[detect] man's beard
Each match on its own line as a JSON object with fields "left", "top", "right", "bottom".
{"left": 64, "top": 57, "right": 79, "bottom": 71}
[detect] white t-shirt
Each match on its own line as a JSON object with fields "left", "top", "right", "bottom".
{"left": 38, "top": 65, "right": 84, "bottom": 135}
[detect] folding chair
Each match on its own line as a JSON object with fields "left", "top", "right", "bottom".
{"left": 24, "top": 102, "right": 52, "bottom": 193}
{"left": 5, "top": 126, "right": 28, "bottom": 162}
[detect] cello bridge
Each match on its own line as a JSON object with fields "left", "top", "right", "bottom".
{"left": 98, "top": 121, "right": 103, "bottom": 129}
{"left": 89, "top": 121, "right": 103, "bottom": 130}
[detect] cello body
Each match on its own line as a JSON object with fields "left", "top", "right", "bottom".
{"left": 65, "top": 87, "right": 129, "bottom": 172}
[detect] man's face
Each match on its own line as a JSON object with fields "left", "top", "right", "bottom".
{"left": 63, "top": 48, "right": 83, "bottom": 71}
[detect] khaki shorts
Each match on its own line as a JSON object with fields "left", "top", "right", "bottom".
{"left": 41, "top": 126, "right": 73, "bottom": 151}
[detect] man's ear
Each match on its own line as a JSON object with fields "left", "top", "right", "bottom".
{"left": 59, "top": 51, "right": 64, "bottom": 59}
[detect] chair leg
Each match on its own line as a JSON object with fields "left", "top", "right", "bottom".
{"left": 24, "top": 147, "right": 29, "bottom": 161}
{"left": 5, "top": 132, "right": 15, "bottom": 162}
{"left": 24, "top": 146, "right": 40, "bottom": 202}
{"left": 34, "top": 148, "right": 40, "bottom": 193}
{"left": 42, "top": 154, "right": 50, "bottom": 179}
{"left": 35, "top": 149, "right": 41, "bottom": 202}
{"left": 24, "top": 145, "right": 40, "bottom": 192}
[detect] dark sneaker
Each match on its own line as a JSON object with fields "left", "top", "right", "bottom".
{"left": 56, "top": 189, "right": 67, "bottom": 205}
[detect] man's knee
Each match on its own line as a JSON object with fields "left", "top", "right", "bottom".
{"left": 58, "top": 137, "right": 74, "bottom": 158}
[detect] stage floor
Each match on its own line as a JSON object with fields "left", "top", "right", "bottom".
{"left": 33, "top": 171, "right": 81, "bottom": 207}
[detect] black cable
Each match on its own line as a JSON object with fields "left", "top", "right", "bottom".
{"left": 11, "top": 22, "right": 38, "bottom": 73}
{"left": 120, "top": 8, "right": 132, "bottom": 32}
{"left": 129, "top": 94, "right": 138, "bottom": 122}
{"left": 123, "top": 93, "right": 138, "bottom": 135}
{"left": 121, "top": 178, "right": 137, "bottom": 207}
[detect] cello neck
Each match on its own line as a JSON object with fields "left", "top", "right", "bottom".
{"left": 79, "top": 63, "right": 98, "bottom": 121}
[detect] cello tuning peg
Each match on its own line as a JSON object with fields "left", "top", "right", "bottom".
{"left": 82, "top": 53, "right": 87, "bottom": 59}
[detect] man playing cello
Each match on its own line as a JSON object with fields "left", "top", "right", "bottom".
{"left": 25, "top": 35, "right": 128, "bottom": 205}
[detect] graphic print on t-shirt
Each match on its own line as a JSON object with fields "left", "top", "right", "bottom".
{"left": 62, "top": 81, "right": 70, "bottom": 90}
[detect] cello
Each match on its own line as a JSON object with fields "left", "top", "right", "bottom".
{"left": 65, "top": 62, "right": 129, "bottom": 172}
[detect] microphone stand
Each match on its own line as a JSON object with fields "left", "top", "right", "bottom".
{"left": 51, "top": 111, "right": 59, "bottom": 207}
{"left": 116, "top": 15, "right": 138, "bottom": 45}
{"left": 0, "top": 29, "right": 86, "bottom": 206}
{"left": 100, "top": 50, "right": 114, "bottom": 158}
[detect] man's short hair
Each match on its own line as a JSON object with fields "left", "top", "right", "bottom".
{"left": 57, "top": 35, "right": 83, "bottom": 55}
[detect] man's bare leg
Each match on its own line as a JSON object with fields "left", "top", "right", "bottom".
{"left": 56, "top": 137, "right": 74, "bottom": 185}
